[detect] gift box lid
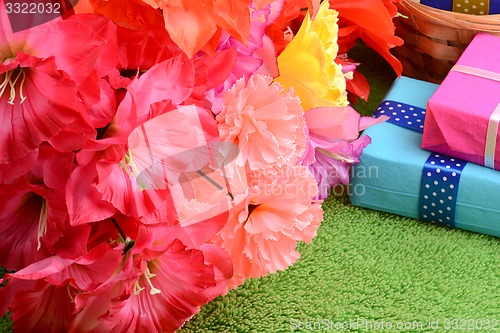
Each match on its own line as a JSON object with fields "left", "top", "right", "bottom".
{"left": 422, "top": 32, "right": 500, "bottom": 170}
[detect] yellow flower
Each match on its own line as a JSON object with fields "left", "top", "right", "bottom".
{"left": 274, "top": 1, "right": 348, "bottom": 111}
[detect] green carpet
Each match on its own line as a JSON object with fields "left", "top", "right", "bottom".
{"left": 178, "top": 195, "right": 500, "bottom": 333}
{"left": 2, "top": 45, "right": 499, "bottom": 333}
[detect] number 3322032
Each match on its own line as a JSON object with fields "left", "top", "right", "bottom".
{"left": 5, "top": 2, "right": 61, "bottom": 14}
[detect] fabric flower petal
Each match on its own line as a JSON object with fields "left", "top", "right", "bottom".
{"left": 162, "top": 2, "right": 218, "bottom": 58}
{"left": 275, "top": 1, "right": 348, "bottom": 110}
{"left": 331, "top": 0, "right": 403, "bottom": 76}
{"left": 217, "top": 74, "right": 306, "bottom": 170}
{"left": 8, "top": 281, "right": 77, "bottom": 333}
{"left": 213, "top": 165, "right": 323, "bottom": 289}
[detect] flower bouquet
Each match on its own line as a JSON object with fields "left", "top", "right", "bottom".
{"left": 0, "top": 0, "right": 402, "bottom": 332}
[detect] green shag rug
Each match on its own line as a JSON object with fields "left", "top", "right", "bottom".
{"left": 1, "top": 44, "right": 499, "bottom": 333}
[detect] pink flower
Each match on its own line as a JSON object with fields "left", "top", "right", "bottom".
{"left": 0, "top": 11, "right": 119, "bottom": 182}
{"left": 69, "top": 223, "right": 232, "bottom": 333}
{"left": 0, "top": 242, "right": 125, "bottom": 332}
{"left": 308, "top": 135, "right": 372, "bottom": 199}
{"left": 99, "top": 105, "right": 220, "bottom": 222}
{"left": 1, "top": 209, "right": 233, "bottom": 332}
{"left": 0, "top": 52, "right": 93, "bottom": 182}
{"left": 206, "top": 2, "right": 280, "bottom": 114}
{"left": 67, "top": 56, "right": 198, "bottom": 226}
{"left": 212, "top": 165, "right": 323, "bottom": 289}
{"left": 299, "top": 106, "right": 387, "bottom": 198}
{"left": 0, "top": 144, "right": 86, "bottom": 271}
{"left": 216, "top": 74, "right": 306, "bottom": 171}
{"left": 8, "top": 280, "right": 78, "bottom": 333}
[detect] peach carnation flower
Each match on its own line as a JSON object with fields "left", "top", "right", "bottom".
{"left": 211, "top": 165, "right": 323, "bottom": 289}
{"left": 216, "top": 74, "right": 306, "bottom": 171}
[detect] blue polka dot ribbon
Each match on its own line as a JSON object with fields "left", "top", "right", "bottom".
{"left": 374, "top": 100, "right": 426, "bottom": 133}
{"left": 373, "top": 100, "right": 468, "bottom": 228}
{"left": 418, "top": 153, "right": 467, "bottom": 227}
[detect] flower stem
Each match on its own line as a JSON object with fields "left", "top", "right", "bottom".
{"left": 110, "top": 218, "right": 135, "bottom": 255}
{"left": 111, "top": 218, "right": 127, "bottom": 241}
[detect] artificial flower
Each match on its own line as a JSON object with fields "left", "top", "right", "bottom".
{"left": 0, "top": 9, "right": 119, "bottom": 182}
{"left": 108, "top": 23, "right": 183, "bottom": 90}
{"left": 216, "top": 74, "right": 306, "bottom": 171}
{"left": 0, "top": 0, "right": 403, "bottom": 331}
{"left": 331, "top": 0, "right": 403, "bottom": 76}
{"left": 0, "top": 240, "right": 128, "bottom": 332}
{"left": 0, "top": 144, "right": 78, "bottom": 271}
{"left": 67, "top": 55, "right": 198, "bottom": 226}
{"left": 206, "top": 2, "right": 280, "bottom": 114}
{"left": 130, "top": 0, "right": 253, "bottom": 58}
{"left": 0, "top": 52, "right": 92, "bottom": 182}
{"left": 268, "top": 0, "right": 402, "bottom": 103}
{"left": 274, "top": 0, "right": 349, "bottom": 110}
{"left": 74, "top": 0, "right": 164, "bottom": 29}
{"left": 7, "top": 280, "right": 78, "bottom": 333}
{"left": 94, "top": 105, "right": 217, "bottom": 223}
{"left": 68, "top": 223, "right": 232, "bottom": 333}
{"left": 189, "top": 48, "right": 239, "bottom": 107}
{"left": 212, "top": 165, "right": 323, "bottom": 289}
{"left": 299, "top": 106, "right": 387, "bottom": 199}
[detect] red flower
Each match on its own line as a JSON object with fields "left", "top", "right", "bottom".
{"left": 66, "top": 53, "right": 197, "bottom": 226}
{"left": 0, "top": 242, "right": 124, "bottom": 332}
{"left": 331, "top": 0, "right": 403, "bottom": 76}
{"left": 0, "top": 10, "right": 119, "bottom": 182}
{"left": 0, "top": 144, "right": 83, "bottom": 271}
{"left": 74, "top": 0, "right": 164, "bottom": 30}
{"left": 69, "top": 223, "right": 232, "bottom": 333}
{"left": 9, "top": 280, "right": 78, "bottom": 333}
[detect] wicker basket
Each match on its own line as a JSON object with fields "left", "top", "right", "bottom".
{"left": 393, "top": 0, "right": 500, "bottom": 83}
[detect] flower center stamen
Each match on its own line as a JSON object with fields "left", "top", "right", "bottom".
{"left": 67, "top": 285, "right": 75, "bottom": 303}
{"left": 37, "top": 199, "right": 48, "bottom": 251}
{"left": 144, "top": 266, "right": 161, "bottom": 295}
{"left": 133, "top": 280, "right": 145, "bottom": 295}
{"left": 0, "top": 68, "right": 28, "bottom": 105}
{"left": 120, "top": 149, "right": 148, "bottom": 190}
{"left": 133, "top": 266, "right": 161, "bottom": 296}
{"left": 317, "top": 147, "right": 355, "bottom": 163}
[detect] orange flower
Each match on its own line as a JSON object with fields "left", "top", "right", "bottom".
{"left": 75, "top": 0, "right": 254, "bottom": 58}
{"left": 74, "top": 0, "right": 164, "bottom": 29}
{"left": 145, "top": 0, "right": 252, "bottom": 58}
{"left": 331, "top": 0, "right": 403, "bottom": 76}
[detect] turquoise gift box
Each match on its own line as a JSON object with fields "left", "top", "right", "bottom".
{"left": 349, "top": 76, "right": 500, "bottom": 238}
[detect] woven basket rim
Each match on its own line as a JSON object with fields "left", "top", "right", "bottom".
{"left": 400, "top": 0, "right": 500, "bottom": 32}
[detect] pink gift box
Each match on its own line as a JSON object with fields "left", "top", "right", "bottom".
{"left": 422, "top": 32, "right": 500, "bottom": 170}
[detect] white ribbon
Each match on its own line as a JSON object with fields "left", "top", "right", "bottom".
{"left": 451, "top": 64, "right": 500, "bottom": 168}
{"left": 485, "top": 104, "right": 500, "bottom": 168}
